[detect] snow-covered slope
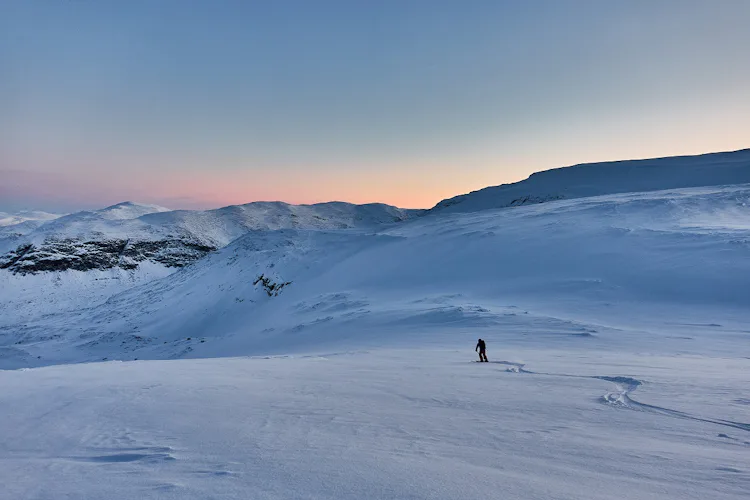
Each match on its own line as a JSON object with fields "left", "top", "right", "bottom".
{"left": 0, "top": 210, "right": 63, "bottom": 241}
{"left": 137, "top": 201, "right": 421, "bottom": 248}
{"left": 3, "top": 349, "right": 747, "bottom": 500}
{"left": 0, "top": 201, "right": 419, "bottom": 272}
{"left": 434, "top": 148, "right": 750, "bottom": 213}
{"left": 0, "top": 202, "right": 170, "bottom": 255}
{"left": 0, "top": 201, "right": 420, "bottom": 324}
{"left": 4, "top": 183, "right": 749, "bottom": 367}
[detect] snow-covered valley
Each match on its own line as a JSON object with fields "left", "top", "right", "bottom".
{"left": 1, "top": 150, "right": 749, "bottom": 499}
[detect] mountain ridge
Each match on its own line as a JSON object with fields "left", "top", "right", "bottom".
{"left": 0, "top": 200, "right": 421, "bottom": 275}
{"left": 432, "top": 147, "right": 750, "bottom": 213}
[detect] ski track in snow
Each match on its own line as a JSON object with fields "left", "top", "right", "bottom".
{"left": 475, "top": 360, "right": 750, "bottom": 435}
{"left": 596, "top": 375, "right": 750, "bottom": 433}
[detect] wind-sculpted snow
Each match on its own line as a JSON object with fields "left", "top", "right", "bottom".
{"left": 433, "top": 148, "right": 750, "bottom": 213}
{"left": 1, "top": 351, "right": 748, "bottom": 499}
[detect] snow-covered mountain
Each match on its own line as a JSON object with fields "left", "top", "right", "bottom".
{"left": 0, "top": 200, "right": 421, "bottom": 324}
{"left": 0, "top": 201, "right": 420, "bottom": 274}
{"left": 0, "top": 209, "right": 62, "bottom": 227}
{"left": 0, "top": 210, "right": 63, "bottom": 240}
{"left": 433, "top": 148, "right": 750, "bottom": 213}
{"left": 92, "top": 201, "right": 171, "bottom": 220}
{"left": 4, "top": 183, "right": 749, "bottom": 367}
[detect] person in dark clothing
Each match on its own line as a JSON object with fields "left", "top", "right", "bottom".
{"left": 476, "top": 338, "right": 488, "bottom": 362}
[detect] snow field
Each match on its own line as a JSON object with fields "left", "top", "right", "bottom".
{"left": 1, "top": 349, "right": 747, "bottom": 500}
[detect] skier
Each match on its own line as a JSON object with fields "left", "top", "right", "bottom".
{"left": 475, "top": 338, "right": 488, "bottom": 362}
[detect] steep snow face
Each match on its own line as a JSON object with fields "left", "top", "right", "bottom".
{"left": 434, "top": 148, "right": 750, "bottom": 213}
{"left": 4, "top": 184, "right": 749, "bottom": 367}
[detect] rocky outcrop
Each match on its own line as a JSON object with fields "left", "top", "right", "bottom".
{"left": 253, "top": 274, "right": 292, "bottom": 297}
{"left": 0, "top": 238, "right": 216, "bottom": 274}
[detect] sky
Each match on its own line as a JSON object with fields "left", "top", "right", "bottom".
{"left": 2, "top": 1, "right": 749, "bottom": 212}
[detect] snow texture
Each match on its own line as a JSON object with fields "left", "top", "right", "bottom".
{"left": 1, "top": 350, "right": 748, "bottom": 500}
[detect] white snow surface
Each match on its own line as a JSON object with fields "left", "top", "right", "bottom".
{"left": 2, "top": 159, "right": 750, "bottom": 499}
{"left": 0, "top": 263, "right": 173, "bottom": 327}
{"left": 434, "top": 148, "right": 750, "bottom": 213}
{"left": 1, "top": 350, "right": 748, "bottom": 500}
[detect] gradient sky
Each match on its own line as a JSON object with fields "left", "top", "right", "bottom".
{"left": 2, "top": 1, "right": 749, "bottom": 212}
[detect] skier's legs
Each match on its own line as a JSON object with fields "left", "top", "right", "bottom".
{"left": 481, "top": 350, "right": 488, "bottom": 362}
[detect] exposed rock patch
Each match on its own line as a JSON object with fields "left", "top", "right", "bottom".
{"left": 0, "top": 238, "right": 216, "bottom": 274}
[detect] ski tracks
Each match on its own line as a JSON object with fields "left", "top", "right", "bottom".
{"left": 595, "top": 376, "right": 750, "bottom": 433}
{"left": 498, "top": 361, "right": 750, "bottom": 435}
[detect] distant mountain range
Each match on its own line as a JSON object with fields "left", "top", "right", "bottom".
{"left": 3, "top": 148, "right": 749, "bottom": 276}
{"left": 0, "top": 210, "right": 62, "bottom": 227}
{"left": 0, "top": 201, "right": 421, "bottom": 274}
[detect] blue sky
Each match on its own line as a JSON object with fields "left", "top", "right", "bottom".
{"left": 2, "top": 1, "right": 749, "bottom": 211}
